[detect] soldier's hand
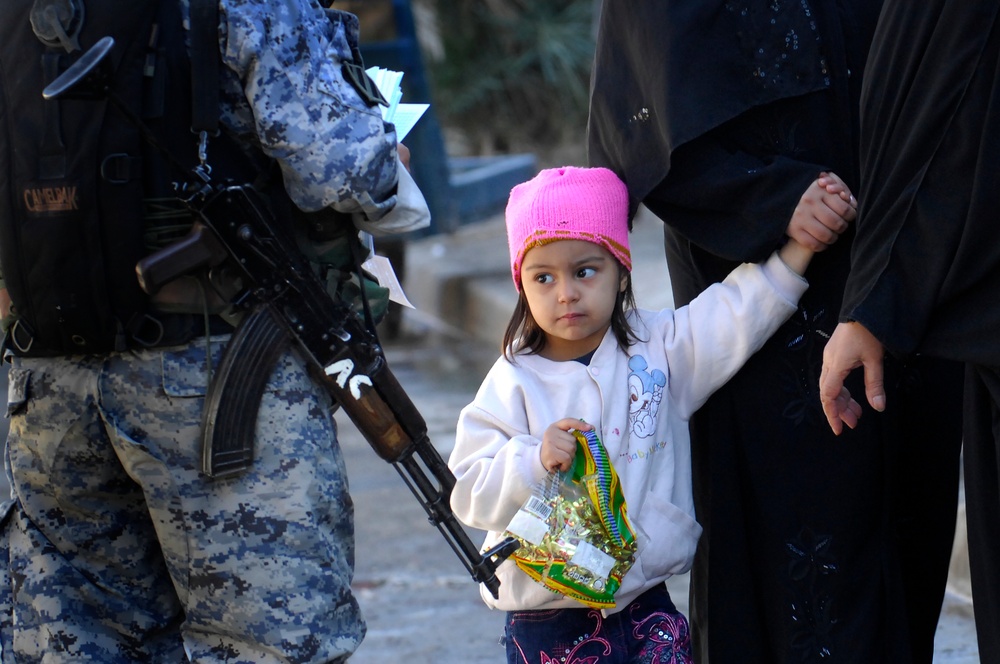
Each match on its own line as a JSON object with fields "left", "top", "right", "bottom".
{"left": 398, "top": 143, "right": 411, "bottom": 172}
{"left": 0, "top": 287, "right": 10, "bottom": 320}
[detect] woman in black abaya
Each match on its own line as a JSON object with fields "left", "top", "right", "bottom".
{"left": 822, "top": 1, "right": 1000, "bottom": 660}
{"left": 588, "top": 2, "right": 964, "bottom": 662}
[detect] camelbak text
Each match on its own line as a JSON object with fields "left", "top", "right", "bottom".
{"left": 23, "top": 185, "right": 79, "bottom": 213}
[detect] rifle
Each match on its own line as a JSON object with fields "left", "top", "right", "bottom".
{"left": 46, "top": 37, "right": 517, "bottom": 599}
{"left": 140, "top": 182, "right": 517, "bottom": 598}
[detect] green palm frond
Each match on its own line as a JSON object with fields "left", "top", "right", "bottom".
{"left": 430, "top": 0, "right": 596, "bottom": 152}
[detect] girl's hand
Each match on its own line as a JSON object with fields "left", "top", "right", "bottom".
{"left": 780, "top": 171, "right": 858, "bottom": 275}
{"left": 786, "top": 171, "right": 857, "bottom": 253}
{"left": 540, "top": 419, "right": 592, "bottom": 472}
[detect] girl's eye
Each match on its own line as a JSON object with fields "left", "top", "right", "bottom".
{"left": 534, "top": 273, "right": 554, "bottom": 285}
{"left": 577, "top": 267, "right": 597, "bottom": 279}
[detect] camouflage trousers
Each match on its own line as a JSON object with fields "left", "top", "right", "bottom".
{"left": 0, "top": 336, "right": 364, "bottom": 663}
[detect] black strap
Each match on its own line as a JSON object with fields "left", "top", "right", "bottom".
{"left": 348, "top": 230, "right": 378, "bottom": 336}
{"left": 39, "top": 52, "right": 67, "bottom": 179}
{"left": 189, "top": 0, "right": 220, "bottom": 136}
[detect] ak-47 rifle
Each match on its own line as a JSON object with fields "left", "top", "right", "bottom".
{"left": 44, "top": 36, "right": 517, "bottom": 599}
{"left": 137, "top": 181, "right": 518, "bottom": 599}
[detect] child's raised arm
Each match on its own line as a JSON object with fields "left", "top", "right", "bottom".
{"left": 780, "top": 172, "right": 857, "bottom": 275}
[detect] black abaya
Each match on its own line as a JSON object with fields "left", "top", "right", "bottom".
{"left": 842, "top": 1, "right": 1000, "bottom": 659}
{"left": 588, "top": 1, "right": 965, "bottom": 662}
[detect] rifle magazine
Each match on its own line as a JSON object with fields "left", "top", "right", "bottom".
{"left": 201, "top": 306, "right": 291, "bottom": 478}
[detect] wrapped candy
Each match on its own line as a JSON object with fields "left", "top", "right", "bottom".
{"left": 503, "top": 428, "right": 637, "bottom": 608}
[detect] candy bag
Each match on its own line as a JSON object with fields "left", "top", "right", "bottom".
{"left": 503, "top": 428, "right": 637, "bottom": 608}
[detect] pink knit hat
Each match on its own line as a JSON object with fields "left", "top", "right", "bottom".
{"left": 506, "top": 166, "right": 631, "bottom": 291}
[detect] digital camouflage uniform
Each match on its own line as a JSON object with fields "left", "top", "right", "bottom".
{"left": 5, "top": 344, "right": 357, "bottom": 663}
{"left": 0, "top": 0, "right": 407, "bottom": 661}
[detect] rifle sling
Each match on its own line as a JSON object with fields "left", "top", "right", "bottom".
{"left": 189, "top": 0, "right": 220, "bottom": 136}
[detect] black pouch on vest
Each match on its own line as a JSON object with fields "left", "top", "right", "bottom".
{"left": 0, "top": 0, "right": 160, "bottom": 355}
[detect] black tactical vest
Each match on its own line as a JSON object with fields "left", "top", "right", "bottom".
{"left": 0, "top": 0, "right": 267, "bottom": 356}
{"left": 0, "top": 1, "right": 370, "bottom": 356}
{"left": 0, "top": 0, "right": 167, "bottom": 355}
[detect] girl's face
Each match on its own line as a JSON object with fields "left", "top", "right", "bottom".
{"left": 520, "top": 240, "right": 627, "bottom": 361}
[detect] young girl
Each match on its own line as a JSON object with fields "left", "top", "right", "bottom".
{"left": 448, "top": 166, "right": 854, "bottom": 664}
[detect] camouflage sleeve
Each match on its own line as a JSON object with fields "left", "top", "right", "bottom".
{"left": 217, "top": 0, "right": 399, "bottom": 220}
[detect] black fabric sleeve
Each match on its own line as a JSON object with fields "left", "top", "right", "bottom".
{"left": 841, "top": 0, "right": 1000, "bottom": 364}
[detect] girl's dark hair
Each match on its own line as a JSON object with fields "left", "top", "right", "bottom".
{"left": 501, "top": 266, "right": 641, "bottom": 362}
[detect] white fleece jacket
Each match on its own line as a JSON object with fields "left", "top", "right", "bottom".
{"left": 448, "top": 252, "right": 808, "bottom": 614}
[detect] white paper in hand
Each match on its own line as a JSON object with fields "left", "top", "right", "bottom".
{"left": 365, "top": 66, "right": 429, "bottom": 140}
{"left": 362, "top": 254, "right": 415, "bottom": 309}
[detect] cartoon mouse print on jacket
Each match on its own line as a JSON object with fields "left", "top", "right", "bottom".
{"left": 628, "top": 355, "right": 666, "bottom": 439}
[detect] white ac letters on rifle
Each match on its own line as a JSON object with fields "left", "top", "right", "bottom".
{"left": 325, "top": 358, "right": 374, "bottom": 399}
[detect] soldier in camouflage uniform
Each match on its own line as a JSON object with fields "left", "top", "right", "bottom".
{"left": 0, "top": 0, "right": 428, "bottom": 662}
